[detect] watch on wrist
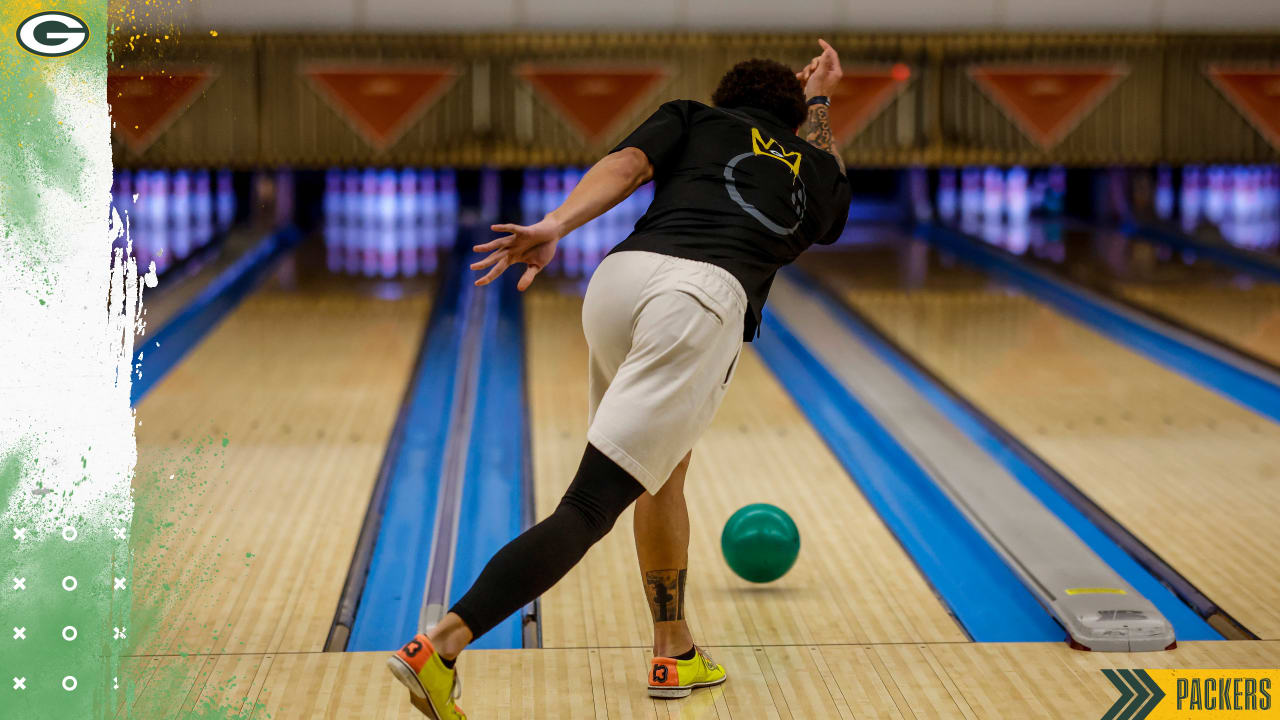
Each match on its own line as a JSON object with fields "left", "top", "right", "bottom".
{"left": 807, "top": 95, "right": 830, "bottom": 106}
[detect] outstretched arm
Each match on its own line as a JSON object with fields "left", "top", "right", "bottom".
{"left": 472, "top": 147, "right": 653, "bottom": 290}
{"left": 795, "top": 38, "right": 846, "bottom": 174}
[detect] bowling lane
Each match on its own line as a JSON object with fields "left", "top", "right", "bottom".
{"left": 800, "top": 238, "right": 1280, "bottom": 639}
{"left": 1024, "top": 224, "right": 1280, "bottom": 367}
{"left": 131, "top": 237, "right": 433, "bottom": 656}
{"left": 525, "top": 286, "right": 967, "bottom": 650}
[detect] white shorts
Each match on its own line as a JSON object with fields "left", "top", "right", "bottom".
{"left": 582, "top": 250, "right": 747, "bottom": 494}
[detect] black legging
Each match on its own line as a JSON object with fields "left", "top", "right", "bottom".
{"left": 450, "top": 442, "right": 645, "bottom": 640}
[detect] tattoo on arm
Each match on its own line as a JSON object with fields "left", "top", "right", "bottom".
{"left": 798, "top": 103, "right": 846, "bottom": 173}
{"left": 644, "top": 569, "right": 687, "bottom": 623}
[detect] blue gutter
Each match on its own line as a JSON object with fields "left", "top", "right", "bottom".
{"left": 786, "top": 267, "right": 1224, "bottom": 641}
{"left": 919, "top": 223, "right": 1280, "bottom": 426}
{"left": 131, "top": 227, "right": 301, "bottom": 404}
{"left": 348, "top": 253, "right": 467, "bottom": 652}
{"left": 756, "top": 309, "right": 1065, "bottom": 642}
{"left": 1122, "top": 220, "right": 1280, "bottom": 285}
{"left": 447, "top": 271, "right": 530, "bottom": 650}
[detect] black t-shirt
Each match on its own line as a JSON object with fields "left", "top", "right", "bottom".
{"left": 609, "top": 99, "right": 851, "bottom": 340}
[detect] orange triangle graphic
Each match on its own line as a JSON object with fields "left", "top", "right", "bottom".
{"left": 108, "top": 67, "right": 217, "bottom": 155}
{"left": 303, "top": 63, "right": 459, "bottom": 151}
{"left": 829, "top": 65, "right": 912, "bottom": 145}
{"left": 516, "top": 64, "right": 670, "bottom": 145}
{"left": 968, "top": 64, "right": 1129, "bottom": 150}
{"left": 1206, "top": 65, "right": 1280, "bottom": 151}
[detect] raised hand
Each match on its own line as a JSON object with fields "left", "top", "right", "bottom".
{"left": 471, "top": 218, "right": 563, "bottom": 291}
{"left": 799, "top": 39, "right": 841, "bottom": 99}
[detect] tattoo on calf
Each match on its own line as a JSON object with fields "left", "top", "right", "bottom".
{"left": 644, "top": 569, "right": 687, "bottom": 622}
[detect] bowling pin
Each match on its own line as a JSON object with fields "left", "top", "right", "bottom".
{"left": 377, "top": 168, "right": 399, "bottom": 279}
{"left": 418, "top": 168, "right": 438, "bottom": 274}
{"left": 342, "top": 169, "right": 362, "bottom": 275}
{"left": 960, "top": 167, "right": 982, "bottom": 221}
{"left": 1006, "top": 166, "right": 1029, "bottom": 225}
{"left": 936, "top": 167, "right": 957, "bottom": 222}
{"left": 908, "top": 167, "right": 932, "bottom": 223}
{"left": 1154, "top": 166, "right": 1174, "bottom": 221}
{"left": 171, "top": 169, "right": 192, "bottom": 261}
{"left": 521, "top": 169, "right": 541, "bottom": 225}
{"left": 398, "top": 167, "right": 420, "bottom": 278}
{"left": 149, "top": 170, "right": 172, "bottom": 274}
{"left": 1181, "top": 166, "right": 1203, "bottom": 233}
{"left": 982, "top": 166, "right": 1004, "bottom": 220}
{"left": 439, "top": 168, "right": 458, "bottom": 231}
{"left": 215, "top": 169, "right": 235, "bottom": 231}
{"left": 360, "top": 168, "right": 380, "bottom": 277}
{"left": 193, "top": 169, "right": 213, "bottom": 247}
{"left": 1206, "top": 166, "right": 1228, "bottom": 225}
{"left": 323, "top": 168, "right": 342, "bottom": 273}
{"left": 1044, "top": 166, "right": 1066, "bottom": 217}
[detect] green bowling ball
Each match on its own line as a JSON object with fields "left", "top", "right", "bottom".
{"left": 720, "top": 503, "right": 800, "bottom": 583}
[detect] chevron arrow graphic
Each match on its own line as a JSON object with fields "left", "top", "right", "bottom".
{"left": 1100, "top": 670, "right": 1165, "bottom": 720}
{"left": 1131, "top": 669, "right": 1165, "bottom": 719}
{"left": 1101, "top": 669, "right": 1135, "bottom": 720}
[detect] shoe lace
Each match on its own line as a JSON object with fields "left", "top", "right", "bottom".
{"left": 694, "top": 645, "right": 715, "bottom": 666}
{"left": 451, "top": 672, "right": 462, "bottom": 701}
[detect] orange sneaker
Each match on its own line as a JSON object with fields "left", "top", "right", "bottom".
{"left": 387, "top": 633, "right": 467, "bottom": 719}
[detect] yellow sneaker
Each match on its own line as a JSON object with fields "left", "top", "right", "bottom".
{"left": 387, "top": 633, "right": 467, "bottom": 719}
{"left": 648, "top": 646, "right": 727, "bottom": 698}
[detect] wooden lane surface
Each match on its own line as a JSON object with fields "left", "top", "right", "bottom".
{"left": 802, "top": 247, "right": 1280, "bottom": 639}
{"left": 1117, "top": 282, "right": 1280, "bottom": 367}
{"left": 118, "top": 641, "right": 1280, "bottom": 719}
{"left": 131, "top": 256, "right": 432, "bottom": 658}
{"left": 524, "top": 289, "right": 964, "bottom": 651}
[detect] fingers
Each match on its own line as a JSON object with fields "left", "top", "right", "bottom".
{"left": 490, "top": 223, "right": 524, "bottom": 234}
{"left": 473, "top": 235, "right": 514, "bottom": 253}
{"left": 475, "top": 256, "right": 510, "bottom": 286}
{"left": 516, "top": 264, "right": 541, "bottom": 292}
{"left": 470, "top": 249, "right": 507, "bottom": 271}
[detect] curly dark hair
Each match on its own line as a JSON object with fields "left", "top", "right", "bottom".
{"left": 711, "top": 58, "right": 807, "bottom": 130}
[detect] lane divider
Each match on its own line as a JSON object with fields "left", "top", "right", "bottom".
{"left": 919, "top": 223, "right": 1280, "bottom": 426}
{"left": 131, "top": 226, "right": 301, "bottom": 404}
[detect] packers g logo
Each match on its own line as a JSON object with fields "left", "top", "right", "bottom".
{"left": 16, "top": 12, "right": 89, "bottom": 57}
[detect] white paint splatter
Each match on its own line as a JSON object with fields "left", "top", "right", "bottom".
{"left": 0, "top": 62, "right": 136, "bottom": 531}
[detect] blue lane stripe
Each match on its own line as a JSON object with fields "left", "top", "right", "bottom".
{"left": 448, "top": 272, "right": 529, "bottom": 650}
{"left": 1124, "top": 220, "right": 1280, "bottom": 285}
{"left": 348, "top": 253, "right": 467, "bottom": 652}
{"left": 785, "top": 268, "right": 1222, "bottom": 641}
{"left": 919, "top": 223, "right": 1280, "bottom": 426}
{"left": 756, "top": 309, "right": 1065, "bottom": 642}
{"left": 131, "top": 227, "right": 300, "bottom": 404}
